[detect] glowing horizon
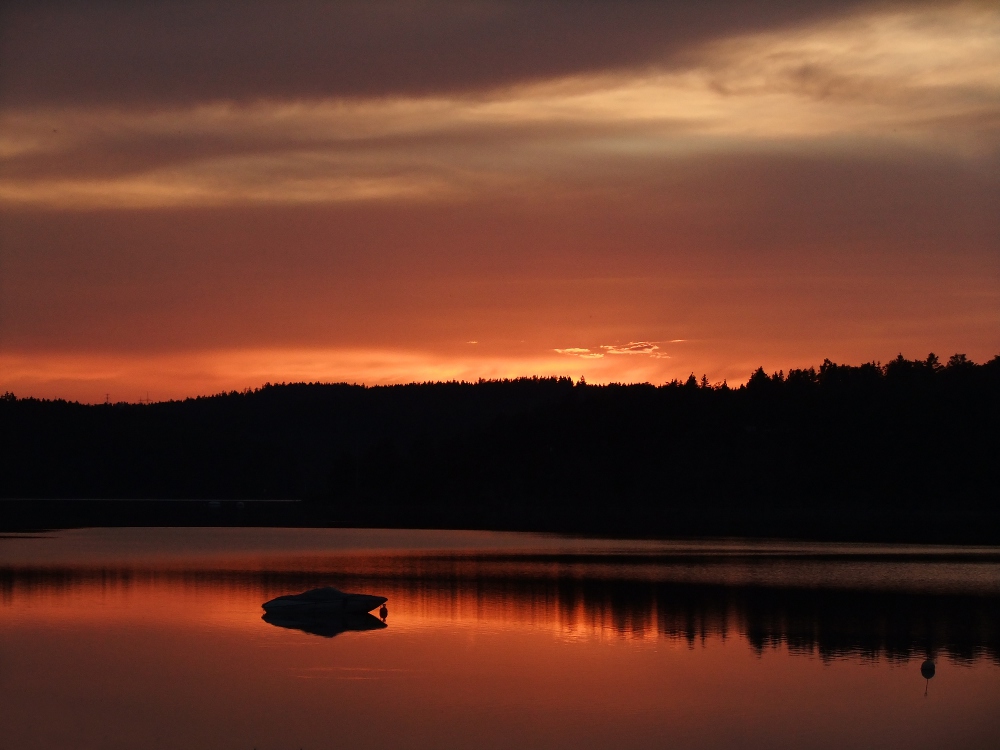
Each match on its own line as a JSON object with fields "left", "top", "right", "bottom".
{"left": 2, "top": 1, "right": 997, "bottom": 399}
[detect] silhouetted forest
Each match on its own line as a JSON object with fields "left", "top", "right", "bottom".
{"left": 3, "top": 353, "right": 999, "bottom": 540}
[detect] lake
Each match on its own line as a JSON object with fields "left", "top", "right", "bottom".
{"left": 1, "top": 528, "right": 998, "bottom": 750}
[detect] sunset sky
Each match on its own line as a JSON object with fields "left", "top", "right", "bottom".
{"left": 1, "top": 0, "right": 998, "bottom": 402}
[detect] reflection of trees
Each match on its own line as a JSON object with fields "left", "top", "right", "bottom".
{"left": 4, "top": 563, "right": 999, "bottom": 665}
{"left": 716, "top": 586, "right": 998, "bottom": 664}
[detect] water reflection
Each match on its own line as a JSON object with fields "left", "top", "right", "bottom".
{"left": 262, "top": 610, "right": 387, "bottom": 638}
{"left": 1, "top": 530, "right": 998, "bottom": 750}
{"left": 2, "top": 554, "right": 999, "bottom": 664}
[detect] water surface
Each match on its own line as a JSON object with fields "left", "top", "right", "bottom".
{"left": 2, "top": 528, "right": 998, "bottom": 749}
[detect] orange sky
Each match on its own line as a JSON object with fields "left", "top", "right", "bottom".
{"left": 1, "top": 1, "right": 998, "bottom": 402}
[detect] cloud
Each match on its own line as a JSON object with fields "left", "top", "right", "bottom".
{"left": 557, "top": 342, "right": 675, "bottom": 359}
{"left": 2, "top": 3, "right": 996, "bottom": 209}
{"left": 555, "top": 348, "right": 604, "bottom": 359}
{"left": 0, "top": 0, "right": 879, "bottom": 108}
{"left": 601, "top": 341, "right": 661, "bottom": 355}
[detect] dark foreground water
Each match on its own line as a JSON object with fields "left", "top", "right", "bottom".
{"left": 1, "top": 529, "right": 999, "bottom": 750}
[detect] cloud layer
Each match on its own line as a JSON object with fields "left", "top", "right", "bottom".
{"left": 1, "top": 0, "right": 883, "bottom": 107}
{"left": 2, "top": 4, "right": 998, "bottom": 208}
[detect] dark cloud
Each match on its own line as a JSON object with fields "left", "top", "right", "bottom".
{"left": 0, "top": 0, "right": 897, "bottom": 108}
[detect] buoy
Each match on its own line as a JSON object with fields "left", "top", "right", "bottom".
{"left": 921, "top": 659, "right": 936, "bottom": 696}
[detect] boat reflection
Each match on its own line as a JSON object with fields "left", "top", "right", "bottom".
{"left": 261, "top": 610, "right": 387, "bottom": 638}
{"left": 3, "top": 541, "right": 1000, "bottom": 663}
{"left": 3, "top": 530, "right": 999, "bottom": 750}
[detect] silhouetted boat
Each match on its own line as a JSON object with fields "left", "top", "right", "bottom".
{"left": 262, "top": 610, "right": 387, "bottom": 638}
{"left": 262, "top": 586, "right": 387, "bottom": 614}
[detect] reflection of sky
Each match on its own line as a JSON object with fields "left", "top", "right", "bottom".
{"left": 4, "top": 528, "right": 1000, "bottom": 591}
{"left": 1, "top": 529, "right": 999, "bottom": 749}
{"left": 2, "top": 529, "right": 1000, "bottom": 662}
{"left": 1, "top": 1, "right": 998, "bottom": 400}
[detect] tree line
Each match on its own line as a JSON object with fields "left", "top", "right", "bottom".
{"left": 2, "top": 353, "right": 998, "bottom": 539}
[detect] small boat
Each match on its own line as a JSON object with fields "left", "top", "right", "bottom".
{"left": 261, "top": 586, "right": 387, "bottom": 614}
{"left": 262, "top": 611, "right": 387, "bottom": 638}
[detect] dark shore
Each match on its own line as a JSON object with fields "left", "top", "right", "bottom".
{"left": 3, "top": 353, "right": 998, "bottom": 543}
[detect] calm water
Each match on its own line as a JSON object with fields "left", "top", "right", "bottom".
{"left": 1, "top": 528, "right": 999, "bottom": 750}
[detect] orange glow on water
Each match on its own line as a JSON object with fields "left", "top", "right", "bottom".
{"left": 3, "top": 568, "right": 999, "bottom": 750}
{"left": 3, "top": 529, "right": 1000, "bottom": 749}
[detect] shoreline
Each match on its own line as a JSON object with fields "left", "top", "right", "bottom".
{"left": 3, "top": 498, "right": 998, "bottom": 545}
